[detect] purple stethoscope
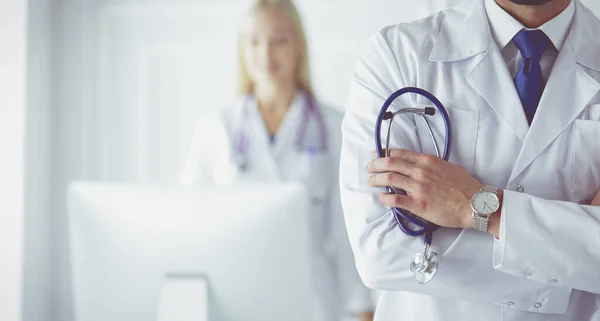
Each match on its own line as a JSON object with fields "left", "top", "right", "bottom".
{"left": 375, "top": 87, "right": 452, "bottom": 284}
{"left": 232, "top": 92, "right": 328, "bottom": 172}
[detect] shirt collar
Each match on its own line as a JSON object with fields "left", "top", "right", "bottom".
{"left": 484, "top": 0, "right": 575, "bottom": 51}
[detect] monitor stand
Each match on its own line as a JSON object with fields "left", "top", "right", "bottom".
{"left": 156, "top": 273, "right": 209, "bottom": 321}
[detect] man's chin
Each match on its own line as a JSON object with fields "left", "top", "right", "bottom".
{"left": 508, "top": 0, "right": 554, "bottom": 5}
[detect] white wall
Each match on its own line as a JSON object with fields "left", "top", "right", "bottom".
{"left": 51, "top": 1, "right": 98, "bottom": 320}
{"left": 23, "top": 0, "right": 54, "bottom": 320}
{"left": 0, "top": 0, "right": 26, "bottom": 320}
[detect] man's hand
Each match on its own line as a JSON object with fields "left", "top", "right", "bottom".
{"left": 367, "top": 149, "right": 483, "bottom": 229}
{"left": 359, "top": 312, "right": 375, "bottom": 321}
{"left": 591, "top": 189, "right": 600, "bottom": 206}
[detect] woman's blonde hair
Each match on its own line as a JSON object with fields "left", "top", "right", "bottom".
{"left": 236, "top": 0, "right": 313, "bottom": 98}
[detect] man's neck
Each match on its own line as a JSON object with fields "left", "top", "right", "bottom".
{"left": 494, "top": 0, "right": 571, "bottom": 28}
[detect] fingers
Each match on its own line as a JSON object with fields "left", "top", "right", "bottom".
{"left": 371, "top": 149, "right": 392, "bottom": 158}
{"left": 366, "top": 157, "right": 433, "bottom": 185}
{"left": 378, "top": 193, "right": 416, "bottom": 210}
{"left": 371, "top": 149, "right": 439, "bottom": 167}
{"left": 366, "top": 157, "right": 415, "bottom": 175}
{"left": 368, "top": 172, "right": 415, "bottom": 190}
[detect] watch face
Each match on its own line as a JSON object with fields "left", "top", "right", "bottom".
{"left": 471, "top": 192, "right": 500, "bottom": 215}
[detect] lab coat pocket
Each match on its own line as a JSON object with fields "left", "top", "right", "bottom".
{"left": 572, "top": 119, "right": 600, "bottom": 202}
{"left": 415, "top": 107, "right": 479, "bottom": 173}
{"left": 296, "top": 151, "right": 330, "bottom": 203}
{"left": 298, "top": 151, "right": 331, "bottom": 244}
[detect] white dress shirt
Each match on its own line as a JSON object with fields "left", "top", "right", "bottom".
{"left": 485, "top": 0, "right": 575, "bottom": 86}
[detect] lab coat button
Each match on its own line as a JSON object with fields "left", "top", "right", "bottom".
{"left": 506, "top": 301, "right": 514, "bottom": 306}
{"left": 549, "top": 278, "right": 558, "bottom": 284}
{"left": 517, "top": 186, "right": 525, "bottom": 193}
{"left": 534, "top": 302, "right": 542, "bottom": 309}
{"left": 524, "top": 272, "right": 532, "bottom": 277}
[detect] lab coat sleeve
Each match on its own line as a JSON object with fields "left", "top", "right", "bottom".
{"left": 494, "top": 190, "right": 600, "bottom": 294}
{"left": 340, "top": 30, "right": 571, "bottom": 314}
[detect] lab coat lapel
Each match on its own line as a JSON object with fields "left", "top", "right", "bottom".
{"left": 509, "top": 2, "right": 600, "bottom": 181}
{"left": 269, "top": 93, "right": 304, "bottom": 159}
{"left": 245, "top": 98, "right": 283, "bottom": 182}
{"left": 273, "top": 94, "right": 322, "bottom": 181}
{"left": 430, "top": 0, "right": 529, "bottom": 141}
{"left": 466, "top": 48, "right": 530, "bottom": 142}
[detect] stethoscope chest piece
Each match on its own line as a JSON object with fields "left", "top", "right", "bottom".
{"left": 409, "top": 244, "right": 439, "bottom": 284}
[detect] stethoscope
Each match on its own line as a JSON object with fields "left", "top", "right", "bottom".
{"left": 233, "top": 92, "right": 328, "bottom": 171}
{"left": 374, "top": 87, "right": 452, "bottom": 284}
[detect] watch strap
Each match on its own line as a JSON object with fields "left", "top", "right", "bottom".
{"left": 473, "top": 214, "right": 489, "bottom": 233}
{"left": 482, "top": 185, "right": 498, "bottom": 193}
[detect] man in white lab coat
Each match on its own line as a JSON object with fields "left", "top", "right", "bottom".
{"left": 340, "top": 0, "right": 600, "bottom": 320}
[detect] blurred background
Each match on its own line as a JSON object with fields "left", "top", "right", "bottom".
{"left": 1, "top": 0, "right": 600, "bottom": 321}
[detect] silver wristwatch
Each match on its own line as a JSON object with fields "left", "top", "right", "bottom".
{"left": 471, "top": 185, "right": 500, "bottom": 233}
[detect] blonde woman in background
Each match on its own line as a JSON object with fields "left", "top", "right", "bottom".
{"left": 181, "top": 0, "right": 375, "bottom": 320}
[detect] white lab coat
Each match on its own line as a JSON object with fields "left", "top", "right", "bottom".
{"left": 181, "top": 92, "right": 374, "bottom": 321}
{"left": 340, "top": 0, "right": 600, "bottom": 320}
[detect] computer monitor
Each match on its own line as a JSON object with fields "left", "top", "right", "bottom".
{"left": 68, "top": 182, "right": 314, "bottom": 321}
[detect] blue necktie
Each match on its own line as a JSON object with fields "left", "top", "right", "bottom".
{"left": 513, "top": 29, "right": 551, "bottom": 125}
